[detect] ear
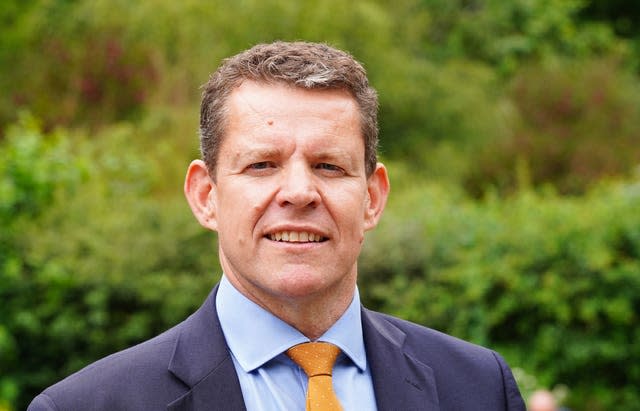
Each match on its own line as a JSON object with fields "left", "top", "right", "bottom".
{"left": 184, "top": 160, "right": 218, "bottom": 231}
{"left": 363, "top": 162, "right": 390, "bottom": 232}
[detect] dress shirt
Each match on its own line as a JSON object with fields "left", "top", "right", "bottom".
{"left": 216, "top": 275, "right": 377, "bottom": 411}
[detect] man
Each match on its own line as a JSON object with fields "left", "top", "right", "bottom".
{"left": 29, "top": 41, "right": 525, "bottom": 410}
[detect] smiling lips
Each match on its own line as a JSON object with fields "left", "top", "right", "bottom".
{"left": 268, "top": 231, "right": 327, "bottom": 243}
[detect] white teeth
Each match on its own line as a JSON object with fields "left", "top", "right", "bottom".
{"left": 269, "top": 231, "right": 324, "bottom": 243}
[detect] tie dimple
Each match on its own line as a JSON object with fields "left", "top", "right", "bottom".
{"left": 287, "top": 342, "right": 343, "bottom": 411}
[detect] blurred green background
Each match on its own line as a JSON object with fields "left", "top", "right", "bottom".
{"left": 1, "top": 1, "right": 639, "bottom": 410}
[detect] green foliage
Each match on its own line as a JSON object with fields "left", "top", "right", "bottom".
{"left": 466, "top": 57, "right": 640, "bottom": 195}
{"left": 360, "top": 170, "right": 640, "bottom": 410}
{"left": 581, "top": 0, "right": 640, "bottom": 39}
{"left": 0, "top": 0, "right": 158, "bottom": 129}
{"left": 0, "top": 114, "right": 86, "bottom": 225}
{"left": 0, "top": 119, "right": 218, "bottom": 410}
{"left": 379, "top": 0, "right": 627, "bottom": 72}
{"left": 376, "top": 58, "right": 505, "bottom": 158}
{"left": 2, "top": 0, "right": 635, "bottom": 169}
{"left": 1, "top": 1, "right": 640, "bottom": 409}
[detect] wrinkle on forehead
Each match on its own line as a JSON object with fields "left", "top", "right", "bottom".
{"left": 231, "top": 81, "right": 360, "bottom": 129}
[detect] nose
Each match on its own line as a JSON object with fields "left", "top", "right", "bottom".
{"left": 276, "top": 162, "right": 321, "bottom": 208}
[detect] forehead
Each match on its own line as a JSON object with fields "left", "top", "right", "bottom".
{"left": 222, "top": 81, "right": 363, "bottom": 148}
{"left": 229, "top": 80, "right": 358, "bottom": 119}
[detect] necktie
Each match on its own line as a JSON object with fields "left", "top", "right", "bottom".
{"left": 286, "top": 342, "right": 344, "bottom": 411}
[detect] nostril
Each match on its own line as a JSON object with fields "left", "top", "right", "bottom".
{"left": 276, "top": 169, "right": 321, "bottom": 208}
{"left": 278, "top": 191, "right": 321, "bottom": 208}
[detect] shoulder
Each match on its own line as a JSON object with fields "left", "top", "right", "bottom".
{"left": 365, "top": 309, "right": 495, "bottom": 358}
{"left": 27, "top": 286, "right": 227, "bottom": 411}
{"left": 28, "top": 320, "right": 187, "bottom": 411}
{"left": 363, "top": 309, "right": 526, "bottom": 409}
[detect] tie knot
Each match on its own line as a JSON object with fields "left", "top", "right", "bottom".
{"left": 286, "top": 342, "right": 341, "bottom": 377}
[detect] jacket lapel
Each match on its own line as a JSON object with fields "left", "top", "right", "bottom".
{"left": 362, "top": 308, "right": 440, "bottom": 411}
{"left": 163, "top": 286, "right": 441, "bottom": 410}
{"left": 166, "top": 286, "right": 247, "bottom": 411}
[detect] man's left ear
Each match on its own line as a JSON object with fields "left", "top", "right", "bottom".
{"left": 364, "top": 163, "right": 390, "bottom": 231}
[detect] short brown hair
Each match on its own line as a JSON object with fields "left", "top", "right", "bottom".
{"left": 199, "top": 41, "right": 379, "bottom": 177}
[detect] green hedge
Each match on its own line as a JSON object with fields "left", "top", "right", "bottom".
{"left": 360, "top": 167, "right": 640, "bottom": 410}
{"left": 0, "top": 117, "right": 219, "bottom": 410}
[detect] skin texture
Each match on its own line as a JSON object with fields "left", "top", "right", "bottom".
{"left": 185, "top": 81, "right": 389, "bottom": 339}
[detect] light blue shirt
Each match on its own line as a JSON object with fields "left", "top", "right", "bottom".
{"left": 216, "top": 275, "right": 378, "bottom": 411}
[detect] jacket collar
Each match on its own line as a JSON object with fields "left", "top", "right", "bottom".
{"left": 167, "top": 285, "right": 247, "bottom": 411}
{"left": 362, "top": 308, "right": 440, "bottom": 411}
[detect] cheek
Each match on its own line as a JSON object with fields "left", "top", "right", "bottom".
{"left": 330, "top": 190, "right": 368, "bottom": 234}
{"left": 220, "top": 183, "right": 272, "bottom": 217}
{"left": 240, "top": 193, "right": 278, "bottom": 238}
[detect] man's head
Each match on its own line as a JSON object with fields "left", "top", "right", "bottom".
{"left": 199, "top": 41, "right": 379, "bottom": 178}
{"left": 185, "top": 42, "right": 389, "bottom": 338}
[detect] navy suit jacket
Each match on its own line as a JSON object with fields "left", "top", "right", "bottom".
{"left": 28, "top": 285, "right": 525, "bottom": 410}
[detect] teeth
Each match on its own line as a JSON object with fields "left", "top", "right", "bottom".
{"left": 269, "top": 231, "right": 325, "bottom": 243}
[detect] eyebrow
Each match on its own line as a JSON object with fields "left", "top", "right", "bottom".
{"left": 228, "top": 146, "right": 280, "bottom": 168}
{"left": 228, "top": 142, "right": 359, "bottom": 170}
{"left": 311, "top": 148, "right": 356, "bottom": 166}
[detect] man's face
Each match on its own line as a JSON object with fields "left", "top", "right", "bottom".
{"left": 188, "top": 81, "right": 388, "bottom": 309}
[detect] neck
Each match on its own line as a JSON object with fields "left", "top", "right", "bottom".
{"left": 274, "top": 290, "right": 355, "bottom": 340}
{"left": 225, "top": 274, "right": 356, "bottom": 340}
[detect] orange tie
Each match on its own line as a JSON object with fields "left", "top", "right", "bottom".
{"left": 286, "top": 342, "right": 344, "bottom": 411}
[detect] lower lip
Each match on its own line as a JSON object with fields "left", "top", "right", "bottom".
{"left": 266, "top": 238, "right": 327, "bottom": 250}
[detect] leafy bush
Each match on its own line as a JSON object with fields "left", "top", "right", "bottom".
{"left": 0, "top": 118, "right": 218, "bottom": 410}
{"left": 3, "top": 0, "right": 633, "bottom": 156}
{"left": 360, "top": 169, "right": 640, "bottom": 411}
{"left": 465, "top": 57, "right": 640, "bottom": 196}
{"left": 1, "top": 115, "right": 82, "bottom": 408}
{"left": 0, "top": 1, "right": 158, "bottom": 130}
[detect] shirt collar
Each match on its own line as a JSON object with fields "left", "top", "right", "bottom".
{"left": 216, "top": 275, "right": 367, "bottom": 373}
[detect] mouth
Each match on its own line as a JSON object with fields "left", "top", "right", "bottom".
{"left": 266, "top": 231, "right": 328, "bottom": 243}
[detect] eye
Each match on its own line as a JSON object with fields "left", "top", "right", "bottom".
{"left": 248, "top": 161, "right": 276, "bottom": 170}
{"left": 244, "top": 161, "right": 277, "bottom": 176}
{"left": 316, "top": 163, "right": 344, "bottom": 174}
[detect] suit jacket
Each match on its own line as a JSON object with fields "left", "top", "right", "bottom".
{"left": 28, "top": 285, "right": 525, "bottom": 410}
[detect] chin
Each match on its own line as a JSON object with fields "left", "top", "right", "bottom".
{"left": 272, "top": 270, "right": 338, "bottom": 298}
